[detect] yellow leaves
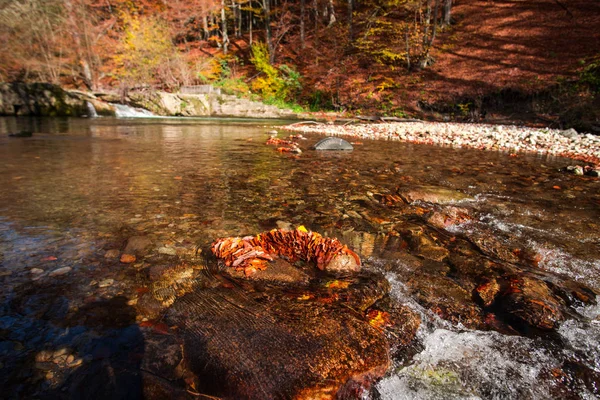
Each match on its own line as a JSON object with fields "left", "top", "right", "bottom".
{"left": 297, "top": 225, "right": 308, "bottom": 233}
{"left": 113, "top": 12, "right": 179, "bottom": 85}
{"left": 324, "top": 280, "right": 351, "bottom": 289}
{"left": 367, "top": 310, "right": 391, "bottom": 330}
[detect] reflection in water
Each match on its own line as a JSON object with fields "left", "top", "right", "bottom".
{"left": 0, "top": 117, "right": 599, "bottom": 398}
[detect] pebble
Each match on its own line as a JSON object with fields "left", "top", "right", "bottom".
{"left": 70, "top": 358, "right": 83, "bottom": 367}
{"left": 53, "top": 348, "right": 68, "bottom": 358}
{"left": 35, "top": 350, "right": 52, "bottom": 362}
{"left": 66, "top": 355, "right": 74, "bottom": 364}
{"left": 284, "top": 122, "right": 600, "bottom": 165}
{"left": 104, "top": 249, "right": 120, "bottom": 259}
{"left": 49, "top": 267, "right": 72, "bottom": 277}
{"left": 158, "top": 247, "right": 177, "bottom": 256}
{"left": 98, "top": 278, "right": 114, "bottom": 288}
{"left": 30, "top": 268, "right": 44, "bottom": 275}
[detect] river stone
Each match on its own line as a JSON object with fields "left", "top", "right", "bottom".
{"left": 224, "top": 258, "right": 310, "bottom": 284}
{"left": 313, "top": 137, "right": 354, "bottom": 151}
{"left": 426, "top": 206, "right": 472, "bottom": 229}
{"left": 166, "top": 285, "right": 390, "bottom": 399}
{"left": 49, "top": 267, "right": 72, "bottom": 277}
{"left": 397, "top": 186, "right": 472, "bottom": 204}
{"left": 325, "top": 254, "right": 362, "bottom": 273}
{"left": 104, "top": 249, "right": 120, "bottom": 259}
{"left": 124, "top": 236, "right": 153, "bottom": 256}
{"left": 405, "top": 274, "right": 484, "bottom": 329}
{"left": 559, "top": 128, "right": 579, "bottom": 139}
{"left": 494, "top": 275, "right": 565, "bottom": 331}
{"left": 158, "top": 246, "right": 177, "bottom": 256}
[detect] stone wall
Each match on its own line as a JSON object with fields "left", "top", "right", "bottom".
{"left": 0, "top": 83, "right": 299, "bottom": 119}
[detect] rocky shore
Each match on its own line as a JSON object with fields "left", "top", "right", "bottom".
{"left": 284, "top": 121, "right": 600, "bottom": 165}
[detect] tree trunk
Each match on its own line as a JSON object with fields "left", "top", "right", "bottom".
{"left": 263, "top": 0, "right": 274, "bottom": 61}
{"left": 327, "top": 0, "right": 336, "bottom": 27}
{"left": 249, "top": 9, "right": 253, "bottom": 45}
{"left": 63, "top": 0, "right": 94, "bottom": 89}
{"left": 405, "top": 29, "right": 411, "bottom": 70}
{"left": 236, "top": 1, "right": 242, "bottom": 37}
{"left": 300, "top": 0, "right": 306, "bottom": 48}
{"left": 443, "top": 0, "right": 452, "bottom": 26}
{"left": 347, "top": 0, "right": 353, "bottom": 42}
{"left": 221, "top": 0, "right": 229, "bottom": 53}
{"left": 313, "top": 0, "right": 319, "bottom": 44}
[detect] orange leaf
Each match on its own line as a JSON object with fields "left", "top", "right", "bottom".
{"left": 120, "top": 253, "right": 136, "bottom": 263}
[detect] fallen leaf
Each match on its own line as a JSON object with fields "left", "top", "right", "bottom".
{"left": 367, "top": 310, "right": 391, "bottom": 330}
{"left": 41, "top": 256, "right": 57, "bottom": 261}
{"left": 120, "top": 253, "right": 136, "bottom": 263}
{"left": 325, "top": 280, "right": 351, "bottom": 289}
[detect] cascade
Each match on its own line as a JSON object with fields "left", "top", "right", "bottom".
{"left": 85, "top": 101, "right": 98, "bottom": 118}
{"left": 113, "top": 103, "right": 156, "bottom": 118}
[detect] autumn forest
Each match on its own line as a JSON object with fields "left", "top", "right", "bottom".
{"left": 1, "top": 0, "right": 599, "bottom": 121}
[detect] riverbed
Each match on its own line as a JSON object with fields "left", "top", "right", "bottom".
{"left": 0, "top": 116, "right": 598, "bottom": 399}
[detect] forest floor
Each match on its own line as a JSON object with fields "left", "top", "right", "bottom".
{"left": 293, "top": 0, "right": 600, "bottom": 128}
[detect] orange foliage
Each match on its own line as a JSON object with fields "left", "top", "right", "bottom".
{"left": 211, "top": 227, "right": 361, "bottom": 276}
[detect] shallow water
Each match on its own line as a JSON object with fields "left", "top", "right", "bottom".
{"left": 0, "top": 117, "right": 599, "bottom": 398}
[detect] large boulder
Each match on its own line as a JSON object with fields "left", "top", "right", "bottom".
{"left": 0, "top": 82, "right": 87, "bottom": 116}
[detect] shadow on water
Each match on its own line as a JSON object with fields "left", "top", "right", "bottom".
{"left": 1, "top": 292, "right": 144, "bottom": 400}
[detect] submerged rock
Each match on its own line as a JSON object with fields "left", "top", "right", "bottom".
{"left": 493, "top": 275, "right": 566, "bottom": 331}
{"left": 124, "top": 236, "right": 153, "bottom": 256}
{"left": 313, "top": 137, "right": 354, "bottom": 151}
{"left": 8, "top": 131, "right": 33, "bottom": 138}
{"left": 397, "top": 186, "right": 472, "bottom": 204}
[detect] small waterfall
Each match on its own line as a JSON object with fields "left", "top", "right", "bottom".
{"left": 85, "top": 101, "right": 98, "bottom": 118}
{"left": 113, "top": 103, "right": 156, "bottom": 118}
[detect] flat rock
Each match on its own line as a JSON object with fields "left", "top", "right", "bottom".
{"left": 397, "top": 186, "right": 472, "bottom": 204}
{"left": 494, "top": 275, "right": 565, "bottom": 331}
{"left": 49, "top": 267, "right": 72, "bottom": 277}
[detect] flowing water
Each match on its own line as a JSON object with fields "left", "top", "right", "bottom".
{"left": 0, "top": 116, "right": 599, "bottom": 399}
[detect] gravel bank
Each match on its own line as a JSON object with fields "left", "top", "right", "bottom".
{"left": 283, "top": 122, "right": 600, "bottom": 165}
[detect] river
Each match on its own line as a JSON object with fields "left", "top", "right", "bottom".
{"left": 0, "top": 116, "right": 598, "bottom": 399}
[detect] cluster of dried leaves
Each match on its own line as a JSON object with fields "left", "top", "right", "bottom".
{"left": 266, "top": 135, "right": 304, "bottom": 154}
{"left": 211, "top": 226, "right": 361, "bottom": 276}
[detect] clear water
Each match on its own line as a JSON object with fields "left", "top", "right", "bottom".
{"left": 0, "top": 116, "right": 598, "bottom": 398}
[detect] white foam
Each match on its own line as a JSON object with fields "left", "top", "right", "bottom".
{"left": 558, "top": 299, "right": 600, "bottom": 372}
{"left": 113, "top": 103, "right": 157, "bottom": 118}
{"left": 377, "top": 329, "right": 556, "bottom": 399}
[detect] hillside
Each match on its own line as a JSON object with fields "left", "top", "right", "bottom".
{"left": 291, "top": 0, "right": 600, "bottom": 127}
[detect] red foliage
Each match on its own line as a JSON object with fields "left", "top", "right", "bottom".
{"left": 211, "top": 227, "right": 361, "bottom": 276}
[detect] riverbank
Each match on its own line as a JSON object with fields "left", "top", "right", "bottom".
{"left": 283, "top": 121, "right": 600, "bottom": 166}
